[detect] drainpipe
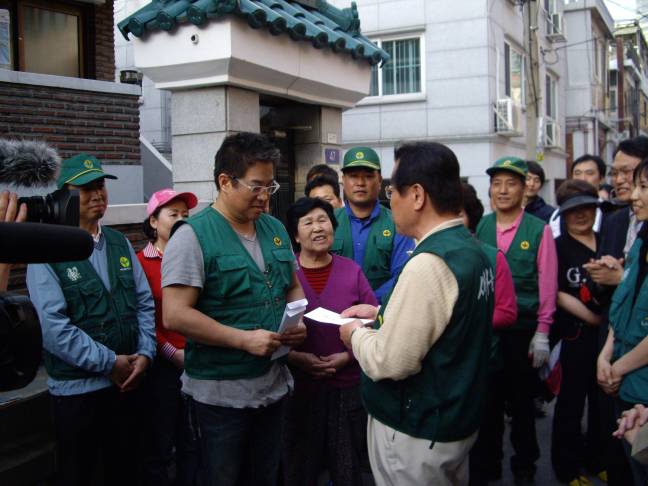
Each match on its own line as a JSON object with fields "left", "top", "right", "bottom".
{"left": 617, "top": 37, "right": 626, "bottom": 134}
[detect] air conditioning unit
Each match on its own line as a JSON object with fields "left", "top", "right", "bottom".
{"left": 547, "top": 13, "right": 566, "bottom": 42}
{"left": 495, "top": 98, "right": 522, "bottom": 136}
{"left": 545, "top": 120, "right": 561, "bottom": 148}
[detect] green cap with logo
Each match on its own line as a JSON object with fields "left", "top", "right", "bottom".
{"left": 486, "top": 156, "right": 528, "bottom": 179}
{"left": 342, "top": 146, "right": 381, "bottom": 172}
{"left": 57, "top": 153, "right": 118, "bottom": 189}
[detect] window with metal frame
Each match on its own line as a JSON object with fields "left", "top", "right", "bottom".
{"left": 1, "top": 0, "right": 88, "bottom": 78}
{"left": 504, "top": 41, "right": 524, "bottom": 106}
{"left": 369, "top": 35, "right": 423, "bottom": 98}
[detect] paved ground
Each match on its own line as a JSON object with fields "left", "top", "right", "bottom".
{"left": 492, "top": 401, "right": 607, "bottom": 486}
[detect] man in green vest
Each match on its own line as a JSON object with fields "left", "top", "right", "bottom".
{"left": 339, "top": 141, "right": 494, "bottom": 486}
{"left": 161, "top": 132, "right": 307, "bottom": 486}
{"left": 475, "top": 156, "right": 558, "bottom": 485}
{"left": 26, "top": 154, "right": 156, "bottom": 485}
{"left": 332, "top": 146, "right": 414, "bottom": 302}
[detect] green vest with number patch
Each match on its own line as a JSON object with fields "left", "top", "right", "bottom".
{"left": 331, "top": 205, "right": 395, "bottom": 291}
{"left": 361, "top": 224, "right": 493, "bottom": 443}
{"left": 476, "top": 212, "right": 545, "bottom": 330}
{"left": 183, "top": 208, "right": 295, "bottom": 381}
{"left": 46, "top": 227, "right": 139, "bottom": 381}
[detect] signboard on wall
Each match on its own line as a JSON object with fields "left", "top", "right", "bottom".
{"left": 324, "top": 148, "right": 340, "bottom": 165}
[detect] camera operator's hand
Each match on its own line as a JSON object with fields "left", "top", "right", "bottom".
{"left": 109, "top": 354, "right": 134, "bottom": 388}
{"left": 0, "top": 191, "right": 28, "bottom": 292}
{"left": 0, "top": 191, "right": 28, "bottom": 223}
{"left": 120, "top": 354, "right": 150, "bottom": 392}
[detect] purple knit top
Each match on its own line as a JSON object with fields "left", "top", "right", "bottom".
{"left": 294, "top": 253, "right": 378, "bottom": 390}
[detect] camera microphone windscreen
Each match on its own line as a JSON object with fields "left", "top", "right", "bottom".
{"left": 0, "top": 139, "right": 60, "bottom": 187}
{"left": 0, "top": 223, "right": 94, "bottom": 264}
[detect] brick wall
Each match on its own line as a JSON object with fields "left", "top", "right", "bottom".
{"left": 0, "top": 83, "right": 140, "bottom": 164}
{"left": 94, "top": 0, "right": 116, "bottom": 82}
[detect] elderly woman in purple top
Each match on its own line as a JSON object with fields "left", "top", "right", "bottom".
{"left": 282, "top": 197, "right": 378, "bottom": 486}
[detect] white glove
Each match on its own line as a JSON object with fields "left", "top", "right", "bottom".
{"left": 528, "top": 332, "right": 550, "bottom": 369}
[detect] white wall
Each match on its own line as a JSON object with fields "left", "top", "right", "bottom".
{"left": 114, "top": 0, "right": 171, "bottom": 152}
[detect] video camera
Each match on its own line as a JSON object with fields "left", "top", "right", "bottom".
{"left": 0, "top": 139, "right": 94, "bottom": 392}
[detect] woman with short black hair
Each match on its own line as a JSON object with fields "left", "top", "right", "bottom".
{"left": 283, "top": 197, "right": 377, "bottom": 486}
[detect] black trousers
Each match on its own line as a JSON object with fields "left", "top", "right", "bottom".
{"left": 469, "top": 368, "right": 505, "bottom": 485}
{"left": 140, "top": 359, "right": 199, "bottom": 486}
{"left": 51, "top": 385, "right": 143, "bottom": 486}
{"left": 551, "top": 326, "right": 605, "bottom": 481}
{"left": 478, "top": 328, "right": 540, "bottom": 479}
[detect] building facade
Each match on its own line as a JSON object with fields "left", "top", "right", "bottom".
{"left": 563, "top": 0, "right": 615, "bottom": 166}
{"left": 333, "top": 0, "right": 568, "bottom": 203}
{"left": 611, "top": 21, "right": 648, "bottom": 145}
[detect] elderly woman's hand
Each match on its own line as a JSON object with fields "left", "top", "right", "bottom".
{"left": 288, "top": 351, "right": 335, "bottom": 378}
{"left": 320, "top": 351, "right": 351, "bottom": 371}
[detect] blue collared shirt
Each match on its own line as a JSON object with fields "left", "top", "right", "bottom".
{"left": 345, "top": 203, "right": 415, "bottom": 302}
{"left": 26, "top": 230, "right": 156, "bottom": 396}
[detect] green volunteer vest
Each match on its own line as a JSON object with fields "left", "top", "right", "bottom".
{"left": 331, "top": 205, "right": 395, "bottom": 290}
{"left": 610, "top": 238, "right": 648, "bottom": 404}
{"left": 480, "top": 242, "right": 503, "bottom": 372}
{"left": 46, "top": 227, "right": 139, "bottom": 381}
{"left": 183, "top": 208, "right": 295, "bottom": 380}
{"left": 361, "top": 224, "right": 494, "bottom": 442}
{"left": 476, "top": 212, "right": 545, "bottom": 330}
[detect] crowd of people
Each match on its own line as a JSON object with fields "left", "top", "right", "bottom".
{"left": 6, "top": 131, "right": 648, "bottom": 486}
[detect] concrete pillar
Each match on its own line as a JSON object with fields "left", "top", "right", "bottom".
{"left": 294, "top": 106, "right": 342, "bottom": 196}
{"left": 170, "top": 86, "right": 260, "bottom": 200}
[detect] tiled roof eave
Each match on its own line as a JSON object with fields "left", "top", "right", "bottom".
{"left": 117, "top": 0, "right": 389, "bottom": 66}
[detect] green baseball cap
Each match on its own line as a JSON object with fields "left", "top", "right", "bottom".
{"left": 57, "top": 153, "right": 118, "bottom": 189}
{"left": 342, "top": 146, "right": 381, "bottom": 172}
{"left": 486, "top": 156, "right": 528, "bottom": 179}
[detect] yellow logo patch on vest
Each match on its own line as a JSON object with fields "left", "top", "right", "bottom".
{"left": 84, "top": 159, "right": 94, "bottom": 169}
{"left": 356, "top": 151, "right": 364, "bottom": 159}
{"left": 378, "top": 314, "right": 383, "bottom": 328}
{"left": 520, "top": 241, "right": 530, "bottom": 250}
{"left": 382, "top": 229, "right": 391, "bottom": 237}
{"left": 273, "top": 236, "right": 282, "bottom": 247}
{"left": 120, "top": 256, "right": 131, "bottom": 268}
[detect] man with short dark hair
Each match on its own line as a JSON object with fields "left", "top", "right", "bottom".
{"left": 593, "top": 137, "right": 648, "bottom": 265}
{"left": 332, "top": 147, "right": 413, "bottom": 302}
{"left": 476, "top": 156, "right": 558, "bottom": 485}
{"left": 162, "top": 132, "right": 307, "bottom": 486}
{"left": 340, "top": 142, "right": 494, "bottom": 486}
{"left": 306, "top": 163, "right": 339, "bottom": 183}
{"left": 524, "top": 160, "right": 555, "bottom": 222}
{"left": 27, "top": 154, "right": 156, "bottom": 485}
{"left": 571, "top": 154, "right": 606, "bottom": 188}
{"left": 305, "top": 175, "right": 343, "bottom": 208}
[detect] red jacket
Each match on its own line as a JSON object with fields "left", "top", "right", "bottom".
{"left": 137, "top": 243, "right": 185, "bottom": 359}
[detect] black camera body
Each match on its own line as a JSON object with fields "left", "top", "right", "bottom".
{"left": 19, "top": 188, "right": 80, "bottom": 226}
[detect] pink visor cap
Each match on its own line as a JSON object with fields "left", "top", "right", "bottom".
{"left": 147, "top": 189, "right": 198, "bottom": 217}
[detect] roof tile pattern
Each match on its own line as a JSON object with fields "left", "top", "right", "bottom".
{"left": 118, "top": 0, "right": 389, "bottom": 65}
